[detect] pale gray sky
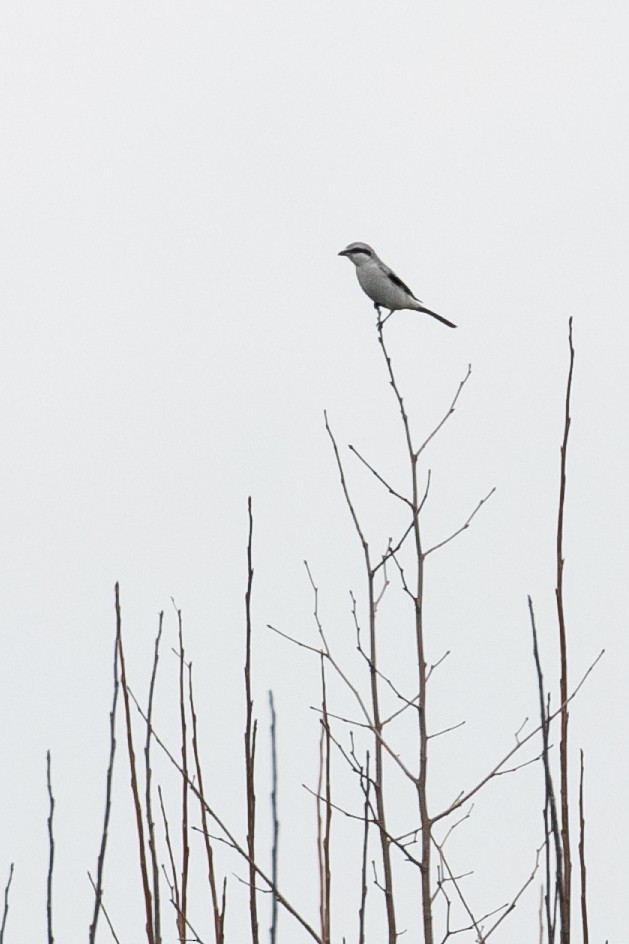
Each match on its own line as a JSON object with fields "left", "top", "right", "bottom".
{"left": 1, "top": 2, "right": 627, "bottom": 942}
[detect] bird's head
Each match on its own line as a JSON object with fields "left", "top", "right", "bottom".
{"left": 338, "top": 242, "right": 375, "bottom": 268}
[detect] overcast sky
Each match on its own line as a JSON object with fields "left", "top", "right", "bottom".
{"left": 1, "top": 2, "right": 627, "bottom": 942}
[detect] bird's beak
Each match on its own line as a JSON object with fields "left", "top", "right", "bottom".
{"left": 338, "top": 248, "right": 350, "bottom": 257}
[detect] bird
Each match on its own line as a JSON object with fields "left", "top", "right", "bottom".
{"left": 338, "top": 242, "right": 456, "bottom": 328}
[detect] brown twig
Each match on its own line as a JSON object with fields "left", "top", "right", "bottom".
{"left": 158, "top": 786, "right": 179, "bottom": 924}
{"left": 415, "top": 364, "right": 472, "bottom": 458}
{"left": 244, "top": 497, "right": 260, "bottom": 944}
{"left": 579, "top": 749, "right": 589, "bottom": 944}
{"left": 46, "top": 750, "right": 55, "bottom": 944}
{"left": 317, "top": 658, "right": 332, "bottom": 944}
{"left": 529, "top": 596, "right": 561, "bottom": 944}
{"left": 358, "top": 754, "right": 370, "bottom": 944}
{"left": 1, "top": 863, "right": 14, "bottom": 944}
{"left": 269, "top": 691, "right": 279, "bottom": 944}
{"left": 189, "top": 665, "right": 226, "bottom": 944}
{"left": 482, "top": 844, "right": 544, "bottom": 940}
{"left": 424, "top": 487, "right": 496, "bottom": 556}
{"left": 89, "top": 623, "right": 121, "bottom": 944}
{"left": 144, "top": 612, "right": 163, "bottom": 944}
{"left": 348, "top": 443, "right": 411, "bottom": 507}
{"left": 116, "top": 583, "right": 156, "bottom": 944}
{"left": 88, "top": 871, "right": 122, "bottom": 944}
{"left": 174, "top": 605, "right": 190, "bottom": 944}
{"left": 556, "top": 316, "right": 574, "bottom": 944}
{"left": 432, "top": 836, "right": 482, "bottom": 941}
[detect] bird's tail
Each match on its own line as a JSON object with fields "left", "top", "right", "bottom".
{"left": 418, "top": 306, "right": 457, "bottom": 329}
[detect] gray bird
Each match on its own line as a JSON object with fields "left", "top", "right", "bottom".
{"left": 338, "top": 242, "right": 456, "bottom": 328}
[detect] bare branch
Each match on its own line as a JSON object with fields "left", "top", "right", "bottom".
{"left": 269, "top": 691, "right": 280, "bottom": 944}
{"left": 579, "top": 749, "right": 589, "bottom": 944}
{"left": 556, "top": 316, "right": 575, "bottom": 944}
{"left": 427, "top": 720, "right": 466, "bottom": 740}
{"left": 424, "top": 487, "right": 496, "bottom": 556}
{"left": 415, "top": 365, "right": 472, "bottom": 458}
{"left": 87, "top": 872, "right": 122, "bottom": 944}
{"left": 116, "top": 584, "right": 156, "bottom": 944}
{"left": 0, "top": 863, "right": 14, "bottom": 944}
{"left": 244, "top": 497, "right": 260, "bottom": 944}
{"left": 433, "top": 649, "right": 604, "bottom": 824}
{"left": 46, "top": 751, "right": 54, "bottom": 944}
{"left": 144, "top": 613, "right": 163, "bottom": 944}
{"left": 89, "top": 622, "right": 121, "bottom": 944}
{"left": 348, "top": 443, "right": 411, "bottom": 507}
{"left": 189, "top": 664, "right": 226, "bottom": 944}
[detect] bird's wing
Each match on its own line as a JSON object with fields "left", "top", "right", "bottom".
{"left": 382, "top": 265, "right": 421, "bottom": 302}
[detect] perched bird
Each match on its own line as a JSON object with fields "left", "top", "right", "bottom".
{"left": 338, "top": 242, "right": 456, "bottom": 328}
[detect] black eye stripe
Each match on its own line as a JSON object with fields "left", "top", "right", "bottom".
{"left": 350, "top": 248, "right": 372, "bottom": 257}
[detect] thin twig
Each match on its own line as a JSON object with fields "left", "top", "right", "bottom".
{"left": 89, "top": 624, "right": 121, "bottom": 944}
{"left": 189, "top": 665, "right": 226, "bottom": 944}
{"left": 579, "top": 749, "right": 589, "bottom": 944}
{"left": 144, "top": 612, "right": 163, "bottom": 944}
{"left": 88, "top": 872, "right": 122, "bottom": 944}
{"left": 556, "top": 316, "right": 575, "bottom": 944}
{"left": 424, "top": 487, "right": 496, "bottom": 556}
{"left": 529, "top": 596, "right": 561, "bottom": 944}
{"left": 0, "top": 863, "right": 14, "bottom": 944}
{"left": 415, "top": 365, "right": 472, "bottom": 458}
{"left": 116, "top": 584, "right": 156, "bottom": 944}
{"left": 483, "top": 844, "right": 544, "bottom": 940}
{"left": 174, "top": 605, "right": 190, "bottom": 944}
{"left": 244, "top": 497, "right": 260, "bottom": 944}
{"left": 348, "top": 443, "right": 411, "bottom": 507}
{"left": 358, "top": 754, "right": 370, "bottom": 944}
{"left": 433, "top": 649, "right": 604, "bottom": 824}
{"left": 46, "top": 750, "right": 55, "bottom": 944}
{"left": 269, "top": 691, "right": 279, "bottom": 944}
{"left": 321, "top": 661, "right": 332, "bottom": 944}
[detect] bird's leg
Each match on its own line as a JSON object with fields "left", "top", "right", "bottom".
{"left": 374, "top": 303, "right": 383, "bottom": 326}
{"left": 379, "top": 309, "right": 395, "bottom": 327}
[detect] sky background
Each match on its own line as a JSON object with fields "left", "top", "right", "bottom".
{"left": 1, "top": 2, "right": 628, "bottom": 942}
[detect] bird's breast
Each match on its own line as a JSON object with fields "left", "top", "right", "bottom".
{"left": 357, "top": 263, "right": 407, "bottom": 309}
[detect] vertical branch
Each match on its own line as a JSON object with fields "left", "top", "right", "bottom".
{"left": 46, "top": 751, "right": 55, "bottom": 944}
{"left": 578, "top": 750, "right": 589, "bottom": 944}
{"left": 0, "top": 863, "right": 14, "bottom": 944}
{"left": 158, "top": 785, "right": 180, "bottom": 920}
{"left": 145, "top": 613, "right": 164, "bottom": 944}
{"left": 88, "top": 872, "right": 123, "bottom": 944}
{"left": 316, "top": 658, "right": 332, "bottom": 944}
{"left": 175, "top": 607, "right": 190, "bottom": 944}
{"left": 556, "top": 317, "right": 575, "bottom": 944}
{"left": 357, "top": 754, "right": 370, "bottom": 944}
{"left": 189, "top": 665, "right": 226, "bottom": 944}
{"left": 89, "top": 626, "right": 121, "bottom": 944}
{"left": 116, "top": 583, "right": 156, "bottom": 944}
{"left": 244, "top": 497, "right": 260, "bottom": 944}
{"left": 528, "top": 597, "right": 561, "bottom": 944}
{"left": 324, "top": 414, "right": 397, "bottom": 944}
{"left": 268, "top": 691, "right": 279, "bottom": 944}
{"left": 376, "top": 324, "right": 432, "bottom": 944}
